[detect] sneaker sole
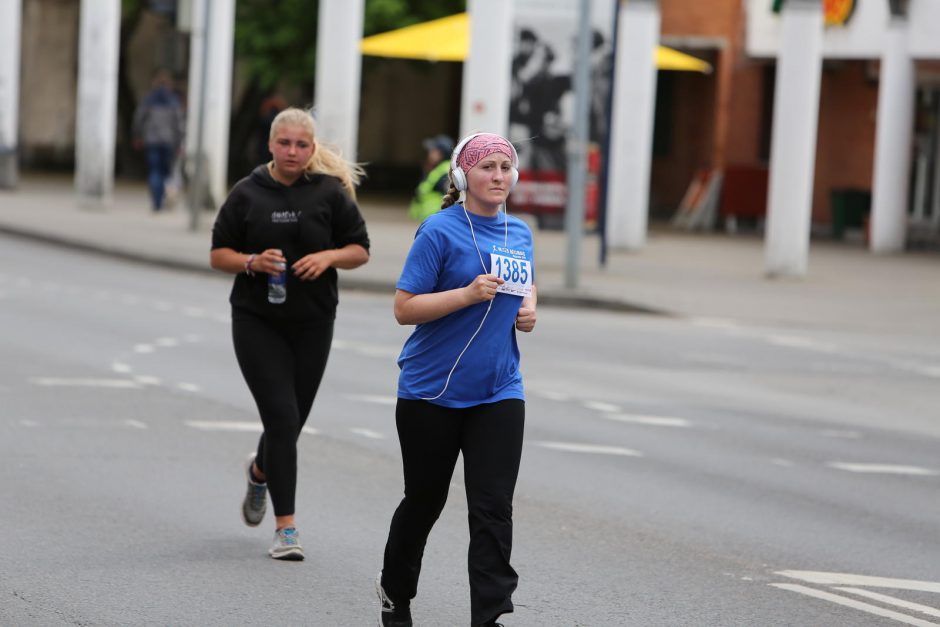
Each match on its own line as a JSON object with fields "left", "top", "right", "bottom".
{"left": 242, "top": 503, "right": 265, "bottom": 527}
{"left": 269, "top": 547, "right": 305, "bottom": 561}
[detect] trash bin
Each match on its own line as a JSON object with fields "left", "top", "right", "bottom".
{"left": 831, "top": 188, "right": 871, "bottom": 240}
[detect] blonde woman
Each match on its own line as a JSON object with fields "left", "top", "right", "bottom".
{"left": 210, "top": 107, "right": 370, "bottom": 560}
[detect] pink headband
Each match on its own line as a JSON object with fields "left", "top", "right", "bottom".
{"left": 456, "top": 134, "right": 515, "bottom": 173}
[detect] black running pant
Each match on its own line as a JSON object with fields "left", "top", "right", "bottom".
{"left": 232, "top": 310, "right": 333, "bottom": 517}
{"left": 381, "top": 398, "right": 524, "bottom": 626}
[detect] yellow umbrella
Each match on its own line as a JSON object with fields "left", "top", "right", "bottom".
{"left": 360, "top": 12, "right": 712, "bottom": 73}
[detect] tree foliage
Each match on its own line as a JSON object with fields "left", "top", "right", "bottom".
{"left": 234, "top": 0, "right": 466, "bottom": 91}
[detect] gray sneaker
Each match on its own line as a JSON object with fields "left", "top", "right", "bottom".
{"left": 241, "top": 454, "right": 266, "bottom": 527}
{"left": 269, "top": 526, "right": 304, "bottom": 561}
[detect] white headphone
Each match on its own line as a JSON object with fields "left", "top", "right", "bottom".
{"left": 450, "top": 132, "right": 520, "bottom": 192}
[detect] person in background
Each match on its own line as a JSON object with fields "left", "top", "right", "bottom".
{"left": 408, "top": 134, "right": 454, "bottom": 222}
{"left": 376, "top": 132, "right": 537, "bottom": 627}
{"left": 133, "top": 69, "right": 185, "bottom": 212}
{"left": 209, "top": 107, "right": 370, "bottom": 561}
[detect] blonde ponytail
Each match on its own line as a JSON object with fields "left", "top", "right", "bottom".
{"left": 269, "top": 107, "right": 365, "bottom": 199}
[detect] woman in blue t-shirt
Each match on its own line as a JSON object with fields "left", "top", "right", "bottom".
{"left": 376, "top": 133, "right": 537, "bottom": 627}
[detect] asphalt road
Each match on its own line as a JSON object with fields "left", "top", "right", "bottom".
{"left": 1, "top": 234, "right": 938, "bottom": 626}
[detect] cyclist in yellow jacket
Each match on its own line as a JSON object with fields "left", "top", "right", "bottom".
{"left": 408, "top": 135, "right": 455, "bottom": 221}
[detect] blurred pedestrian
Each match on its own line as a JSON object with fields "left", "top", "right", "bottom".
{"left": 408, "top": 134, "right": 454, "bottom": 222}
{"left": 376, "top": 133, "right": 538, "bottom": 627}
{"left": 256, "top": 94, "right": 287, "bottom": 164}
{"left": 210, "top": 107, "right": 370, "bottom": 561}
{"left": 132, "top": 69, "right": 185, "bottom": 211}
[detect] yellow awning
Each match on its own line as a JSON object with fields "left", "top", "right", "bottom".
{"left": 360, "top": 12, "right": 712, "bottom": 73}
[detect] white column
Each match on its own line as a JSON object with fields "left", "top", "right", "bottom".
{"left": 75, "top": 0, "right": 121, "bottom": 206}
{"left": 870, "top": 17, "right": 915, "bottom": 253}
{"left": 605, "top": 0, "right": 659, "bottom": 251}
{"left": 314, "top": 0, "right": 364, "bottom": 160}
{"left": 460, "top": 0, "right": 514, "bottom": 138}
{"left": 184, "top": 0, "right": 206, "bottom": 171}
{"left": 205, "top": 0, "right": 235, "bottom": 207}
{"left": 764, "top": 0, "right": 823, "bottom": 277}
{"left": 0, "top": 0, "right": 22, "bottom": 188}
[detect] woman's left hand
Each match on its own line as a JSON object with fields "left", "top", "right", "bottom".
{"left": 292, "top": 251, "right": 337, "bottom": 280}
{"left": 515, "top": 305, "right": 537, "bottom": 332}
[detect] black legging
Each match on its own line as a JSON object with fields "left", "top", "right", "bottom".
{"left": 381, "top": 398, "right": 525, "bottom": 626}
{"left": 232, "top": 310, "right": 333, "bottom": 516}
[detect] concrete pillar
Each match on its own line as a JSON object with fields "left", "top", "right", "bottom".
{"left": 460, "top": 0, "right": 514, "bottom": 138}
{"left": 0, "top": 0, "right": 22, "bottom": 189}
{"left": 314, "top": 0, "right": 364, "bottom": 160}
{"left": 764, "top": 0, "right": 823, "bottom": 277}
{"left": 185, "top": 0, "right": 234, "bottom": 211}
{"left": 205, "top": 0, "right": 234, "bottom": 207}
{"left": 75, "top": 0, "right": 121, "bottom": 206}
{"left": 605, "top": 0, "right": 659, "bottom": 251}
{"left": 870, "top": 16, "right": 914, "bottom": 253}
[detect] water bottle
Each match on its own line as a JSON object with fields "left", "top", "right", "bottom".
{"left": 268, "top": 254, "right": 287, "bottom": 304}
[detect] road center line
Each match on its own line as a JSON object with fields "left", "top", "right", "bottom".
{"left": 531, "top": 441, "right": 643, "bottom": 457}
{"left": 834, "top": 587, "right": 940, "bottom": 619}
{"left": 770, "top": 584, "right": 938, "bottom": 627}
{"left": 350, "top": 428, "right": 385, "bottom": 440}
{"left": 344, "top": 394, "right": 397, "bottom": 406}
{"left": 775, "top": 571, "right": 940, "bottom": 593}
{"left": 606, "top": 414, "right": 691, "bottom": 428}
{"left": 29, "top": 377, "right": 140, "bottom": 389}
{"left": 827, "top": 462, "right": 939, "bottom": 476}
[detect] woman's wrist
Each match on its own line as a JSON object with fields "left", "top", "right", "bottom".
{"left": 245, "top": 253, "right": 256, "bottom": 276}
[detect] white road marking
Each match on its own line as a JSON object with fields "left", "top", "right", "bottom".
{"left": 152, "top": 300, "right": 173, "bottom": 311}
{"left": 531, "top": 441, "right": 643, "bottom": 457}
{"left": 820, "top": 429, "right": 862, "bottom": 439}
{"left": 767, "top": 335, "right": 837, "bottom": 353}
{"left": 770, "top": 584, "right": 938, "bottom": 627}
{"left": 775, "top": 571, "right": 940, "bottom": 593}
{"left": 111, "top": 362, "right": 132, "bottom": 374}
{"left": 186, "top": 421, "right": 262, "bottom": 432}
{"left": 683, "top": 353, "right": 745, "bottom": 367}
{"left": 20, "top": 419, "right": 39, "bottom": 427}
{"left": 177, "top": 382, "right": 201, "bottom": 393}
{"left": 155, "top": 337, "right": 179, "bottom": 347}
{"left": 301, "top": 427, "right": 319, "bottom": 435}
{"left": 182, "top": 306, "right": 208, "bottom": 318}
{"left": 121, "top": 295, "right": 141, "bottom": 306}
{"left": 183, "top": 334, "right": 202, "bottom": 343}
{"left": 29, "top": 377, "right": 140, "bottom": 389}
{"left": 583, "top": 401, "right": 620, "bottom": 413}
{"left": 344, "top": 394, "right": 397, "bottom": 406}
{"left": 827, "top": 462, "right": 939, "bottom": 476}
{"left": 124, "top": 420, "right": 148, "bottom": 430}
{"left": 134, "top": 375, "right": 161, "bottom": 386}
{"left": 834, "top": 587, "right": 940, "bottom": 618}
{"left": 350, "top": 428, "right": 385, "bottom": 440}
{"left": 534, "top": 390, "right": 570, "bottom": 402}
{"left": 134, "top": 344, "right": 155, "bottom": 354}
{"left": 772, "top": 458, "right": 795, "bottom": 467}
{"left": 606, "top": 414, "right": 691, "bottom": 428}
{"left": 690, "top": 317, "right": 741, "bottom": 331}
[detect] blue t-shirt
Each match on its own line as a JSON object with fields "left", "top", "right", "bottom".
{"left": 396, "top": 204, "right": 535, "bottom": 408}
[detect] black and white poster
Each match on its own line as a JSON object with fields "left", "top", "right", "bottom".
{"left": 508, "top": 0, "right": 617, "bottom": 226}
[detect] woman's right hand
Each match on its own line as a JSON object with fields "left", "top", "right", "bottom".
{"left": 464, "top": 274, "right": 505, "bottom": 304}
{"left": 251, "top": 248, "right": 287, "bottom": 276}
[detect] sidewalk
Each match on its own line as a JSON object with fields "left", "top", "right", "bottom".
{"left": 1, "top": 174, "right": 937, "bottom": 335}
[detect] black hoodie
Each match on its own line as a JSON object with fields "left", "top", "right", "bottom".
{"left": 211, "top": 165, "right": 370, "bottom": 321}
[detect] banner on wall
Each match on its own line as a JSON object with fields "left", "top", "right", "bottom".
{"left": 508, "top": 0, "right": 617, "bottom": 227}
